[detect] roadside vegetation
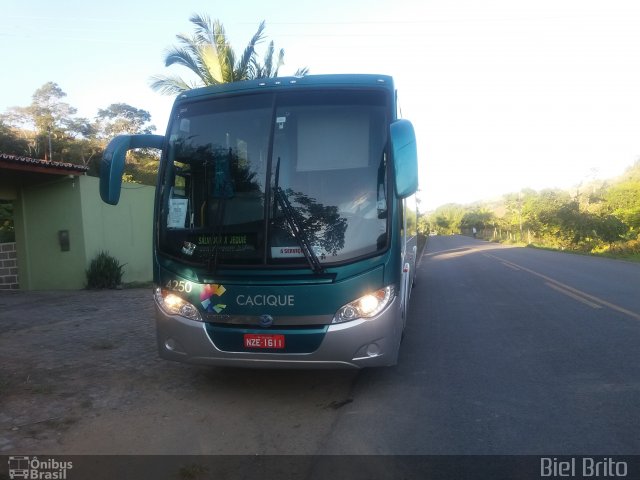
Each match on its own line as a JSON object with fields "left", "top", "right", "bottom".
{"left": 422, "top": 161, "right": 640, "bottom": 261}
{"left": 85, "top": 251, "right": 126, "bottom": 289}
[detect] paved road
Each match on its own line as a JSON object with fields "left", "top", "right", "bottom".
{"left": 321, "top": 235, "right": 640, "bottom": 454}
{"left": 1, "top": 235, "right": 638, "bottom": 457}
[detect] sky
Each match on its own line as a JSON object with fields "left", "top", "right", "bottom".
{"left": 2, "top": 0, "right": 640, "bottom": 211}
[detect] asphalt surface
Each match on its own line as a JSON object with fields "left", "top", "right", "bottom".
{"left": 322, "top": 235, "right": 640, "bottom": 454}
{"left": 1, "top": 235, "right": 639, "bottom": 458}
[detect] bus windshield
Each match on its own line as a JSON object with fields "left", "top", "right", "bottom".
{"left": 158, "top": 89, "right": 390, "bottom": 268}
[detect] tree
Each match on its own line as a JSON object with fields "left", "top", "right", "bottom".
{"left": 0, "top": 120, "right": 29, "bottom": 156}
{"left": 428, "top": 204, "right": 466, "bottom": 235}
{"left": 417, "top": 213, "right": 430, "bottom": 235}
{"left": 94, "top": 103, "right": 159, "bottom": 184}
{"left": 150, "top": 15, "right": 308, "bottom": 95}
{"left": 602, "top": 173, "right": 640, "bottom": 232}
{"left": 594, "top": 215, "right": 629, "bottom": 245}
{"left": 30, "top": 82, "right": 77, "bottom": 133}
{"left": 435, "top": 215, "right": 450, "bottom": 233}
{"left": 96, "top": 103, "right": 156, "bottom": 139}
{"left": 30, "top": 82, "right": 79, "bottom": 161}
{"left": 460, "top": 209, "right": 494, "bottom": 230}
{"left": 1, "top": 82, "right": 78, "bottom": 161}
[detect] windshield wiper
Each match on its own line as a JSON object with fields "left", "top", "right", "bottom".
{"left": 273, "top": 158, "right": 324, "bottom": 274}
{"left": 274, "top": 187, "right": 324, "bottom": 274}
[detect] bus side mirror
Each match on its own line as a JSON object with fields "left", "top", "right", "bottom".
{"left": 390, "top": 119, "right": 418, "bottom": 199}
{"left": 100, "top": 134, "right": 164, "bottom": 205}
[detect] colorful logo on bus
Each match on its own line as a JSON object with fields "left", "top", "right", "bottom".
{"left": 201, "top": 283, "right": 227, "bottom": 313}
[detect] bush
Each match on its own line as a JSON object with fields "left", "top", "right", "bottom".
{"left": 86, "top": 251, "right": 125, "bottom": 289}
{"left": 601, "top": 238, "right": 640, "bottom": 256}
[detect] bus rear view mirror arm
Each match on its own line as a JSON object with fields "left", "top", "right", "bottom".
{"left": 100, "top": 134, "right": 164, "bottom": 205}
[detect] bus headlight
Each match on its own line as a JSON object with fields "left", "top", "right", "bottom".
{"left": 333, "top": 286, "right": 395, "bottom": 323}
{"left": 154, "top": 287, "right": 202, "bottom": 322}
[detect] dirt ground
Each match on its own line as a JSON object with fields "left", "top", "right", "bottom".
{"left": 1, "top": 289, "right": 158, "bottom": 453}
{"left": 0, "top": 288, "right": 356, "bottom": 455}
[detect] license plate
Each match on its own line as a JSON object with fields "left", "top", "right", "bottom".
{"left": 244, "top": 334, "right": 285, "bottom": 350}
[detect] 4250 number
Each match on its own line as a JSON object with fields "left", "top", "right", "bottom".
{"left": 165, "top": 279, "right": 193, "bottom": 293}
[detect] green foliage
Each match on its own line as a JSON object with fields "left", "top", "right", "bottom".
{"left": 150, "top": 15, "right": 308, "bottom": 95}
{"left": 427, "top": 204, "right": 466, "bottom": 235}
{"left": 121, "top": 173, "right": 141, "bottom": 184}
{"left": 417, "top": 215, "right": 430, "bottom": 235}
{"left": 406, "top": 206, "right": 418, "bottom": 234}
{"left": 0, "top": 202, "right": 14, "bottom": 243}
{"left": 96, "top": 103, "right": 156, "bottom": 139}
{"left": 1, "top": 84, "right": 158, "bottom": 185}
{"left": 602, "top": 176, "right": 640, "bottom": 230}
{"left": 0, "top": 121, "right": 30, "bottom": 156}
{"left": 85, "top": 251, "right": 125, "bottom": 289}
{"left": 601, "top": 238, "right": 640, "bottom": 257}
{"left": 460, "top": 209, "right": 495, "bottom": 230}
{"left": 424, "top": 161, "right": 640, "bottom": 259}
{"left": 594, "top": 215, "right": 628, "bottom": 245}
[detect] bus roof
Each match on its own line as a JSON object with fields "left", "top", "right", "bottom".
{"left": 175, "top": 74, "right": 395, "bottom": 101}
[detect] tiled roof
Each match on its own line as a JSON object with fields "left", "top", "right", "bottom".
{"left": 0, "top": 152, "right": 89, "bottom": 175}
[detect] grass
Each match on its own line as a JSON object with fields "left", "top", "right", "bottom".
{"left": 589, "top": 250, "right": 640, "bottom": 262}
{"left": 25, "top": 383, "right": 56, "bottom": 395}
{"left": 479, "top": 234, "right": 640, "bottom": 263}
{"left": 523, "top": 241, "right": 640, "bottom": 263}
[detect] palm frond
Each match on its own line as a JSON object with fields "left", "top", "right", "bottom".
{"left": 150, "top": 15, "right": 307, "bottom": 93}
{"left": 201, "top": 18, "right": 234, "bottom": 82}
{"left": 225, "top": 49, "right": 237, "bottom": 82}
{"left": 238, "top": 20, "right": 266, "bottom": 80}
{"left": 273, "top": 48, "right": 285, "bottom": 77}
{"left": 199, "top": 44, "right": 225, "bottom": 84}
{"left": 190, "top": 13, "right": 223, "bottom": 47}
{"left": 148, "top": 74, "right": 198, "bottom": 95}
{"left": 294, "top": 67, "right": 310, "bottom": 77}
{"left": 173, "top": 33, "right": 218, "bottom": 85}
{"left": 262, "top": 41, "right": 275, "bottom": 77}
{"left": 164, "top": 46, "right": 199, "bottom": 72}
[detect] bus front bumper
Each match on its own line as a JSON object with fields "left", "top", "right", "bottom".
{"left": 154, "top": 298, "right": 402, "bottom": 369}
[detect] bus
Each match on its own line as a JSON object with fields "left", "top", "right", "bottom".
{"left": 100, "top": 74, "right": 418, "bottom": 368}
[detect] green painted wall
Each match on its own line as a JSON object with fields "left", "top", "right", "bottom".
{"left": 15, "top": 175, "right": 155, "bottom": 290}
{"left": 80, "top": 176, "right": 154, "bottom": 285}
{"left": 17, "top": 176, "right": 86, "bottom": 289}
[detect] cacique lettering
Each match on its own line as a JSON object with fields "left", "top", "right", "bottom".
{"left": 236, "top": 294, "right": 295, "bottom": 307}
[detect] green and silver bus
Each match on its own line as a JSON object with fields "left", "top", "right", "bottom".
{"left": 100, "top": 74, "right": 418, "bottom": 368}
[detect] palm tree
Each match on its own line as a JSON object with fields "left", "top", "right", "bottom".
{"left": 150, "top": 15, "right": 307, "bottom": 95}
{"left": 254, "top": 40, "right": 309, "bottom": 78}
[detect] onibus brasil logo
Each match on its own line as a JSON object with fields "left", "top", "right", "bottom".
{"left": 200, "top": 283, "right": 227, "bottom": 313}
{"left": 8, "top": 456, "right": 73, "bottom": 479}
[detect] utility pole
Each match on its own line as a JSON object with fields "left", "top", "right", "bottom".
{"left": 47, "top": 126, "right": 53, "bottom": 162}
{"left": 518, "top": 191, "right": 523, "bottom": 241}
